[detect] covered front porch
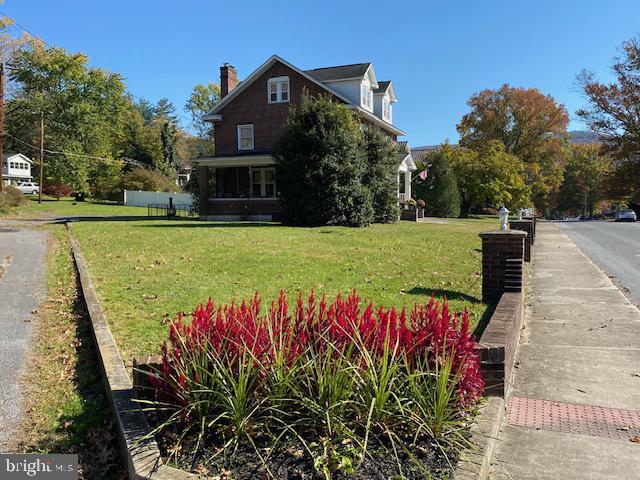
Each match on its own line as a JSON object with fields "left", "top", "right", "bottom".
{"left": 397, "top": 142, "right": 417, "bottom": 204}
{"left": 193, "top": 155, "right": 283, "bottom": 221}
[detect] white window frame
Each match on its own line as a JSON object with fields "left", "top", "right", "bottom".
{"left": 382, "top": 97, "right": 391, "bottom": 122}
{"left": 267, "top": 76, "right": 290, "bottom": 104}
{"left": 361, "top": 81, "right": 373, "bottom": 111}
{"left": 251, "top": 167, "right": 276, "bottom": 198}
{"left": 237, "top": 124, "right": 254, "bottom": 151}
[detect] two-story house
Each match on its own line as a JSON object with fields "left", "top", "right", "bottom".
{"left": 193, "top": 55, "right": 416, "bottom": 220}
{"left": 2, "top": 153, "right": 33, "bottom": 187}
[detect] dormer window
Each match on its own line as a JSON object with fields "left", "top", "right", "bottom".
{"left": 268, "top": 76, "right": 289, "bottom": 104}
{"left": 361, "top": 81, "right": 373, "bottom": 111}
{"left": 382, "top": 98, "right": 392, "bottom": 122}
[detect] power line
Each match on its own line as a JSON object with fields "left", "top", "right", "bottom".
{"left": 5, "top": 131, "right": 143, "bottom": 166}
{"left": 0, "top": 10, "right": 194, "bottom": 125}
{"left": 0, "top": 10, "right": 50, "bottom": 48}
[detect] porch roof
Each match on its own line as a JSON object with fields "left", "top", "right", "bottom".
{"left": 192, "top": 154, "right": 276, "bottom": 168}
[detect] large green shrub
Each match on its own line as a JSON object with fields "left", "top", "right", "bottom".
{"left": 275, "top": 94, "right": 373, "bottom": 227}
{"left": 0, "top": 186, "right": 27, "bottom": 214}
{"left": 361, "top": 125, "right": 399, "bottom": 223}
{"left": 121, "top": 167, "right": 178, "bottom": 193}
{"left": 413, "top": 150, "right": 461, "bottom": 218}
{"left": 90, "top": 159, "right": 124, "bottom": 201}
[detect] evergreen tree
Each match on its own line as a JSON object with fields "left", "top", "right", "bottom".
{"left": 361, "top": 125, "right": 399, "bottom": 223}
{"left": 413, "top": 150, "right": 461, "bottom": 218}
{"left": 154, "top": 97, "right": 178, "bottom": 124}
{"left": 160, "top": 121, "right": 180, "bottom": 174}
{"left": 275, "top": 94, "right": 373, "bottom": 227}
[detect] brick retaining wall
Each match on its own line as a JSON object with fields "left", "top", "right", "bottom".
{"left": 475, "top": 291, "right": 524, "bottom": 397}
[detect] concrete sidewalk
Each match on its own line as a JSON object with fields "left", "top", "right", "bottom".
{"left": 490, "top": 223, "right": 640, "bottom": 479}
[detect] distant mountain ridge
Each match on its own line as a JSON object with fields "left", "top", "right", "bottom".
{"left": 569, "top": 130, "right": 602, "bottom": 145}
{"left": 411, "top": 131, "right": 600, "bottom": 160}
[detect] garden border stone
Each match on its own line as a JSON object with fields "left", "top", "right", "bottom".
{"left": 67, "top": 225, "right": 198, "bottom": 480}
{"left": 452, "top": 396, "right": 505, "bottom": 480}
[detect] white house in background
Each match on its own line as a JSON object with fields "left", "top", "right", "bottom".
{"left": 1, "top": 153, "right": 33, "bottom": 186}
{"left": 397, "top": 141, "right": 417, "bottom": 202}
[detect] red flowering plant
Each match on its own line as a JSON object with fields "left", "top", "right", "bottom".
{"left": 145, "top": 290, "right": 483, "bottom": 477}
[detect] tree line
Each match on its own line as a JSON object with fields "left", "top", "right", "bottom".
{"left": 2, "top": 25, "right": 219, "bottom": 199}
{"left": 415, "top": 35, "right": 640, "bottom": 218}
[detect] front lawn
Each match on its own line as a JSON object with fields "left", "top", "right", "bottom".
{"left": 70, "top": 218, "right": 496, "bottom": 361}
{"left": 2, "top": 196, "right": 148, "bottom": 219}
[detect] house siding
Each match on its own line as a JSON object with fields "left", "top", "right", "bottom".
{"left": 213, "top": 61, "right": 344, "bottom": 156}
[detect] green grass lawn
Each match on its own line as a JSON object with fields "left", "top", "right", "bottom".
{"left": 3, "top": 196, "right": 148, "bottom": 219}
{"left": 70, "top": 217, "right": 497, "bottom": 360}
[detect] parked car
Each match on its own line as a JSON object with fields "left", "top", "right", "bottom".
{"left": 16, "top": 182, "right": 39, "bottom": 195}
{"left": 615, "top": 208, "right": 637, "bottom": 222}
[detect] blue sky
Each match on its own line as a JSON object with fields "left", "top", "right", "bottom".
{"left": 2, "top": 0, "right": 639, "bottom": 146}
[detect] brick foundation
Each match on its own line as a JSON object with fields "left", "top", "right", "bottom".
{"left": 400, "top": 208, "right": 424, "bottom": 221}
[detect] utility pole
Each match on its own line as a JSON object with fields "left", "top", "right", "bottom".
{"left": 0, "top": 62, "right": 5, "bottom": 193}
{"left": 38, "top": 111, "right": 43, "bottom": 203}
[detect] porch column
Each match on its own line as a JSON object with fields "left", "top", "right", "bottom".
{"left": 197, "top": 165, "right": 208, "bottom": 212}
{"left": 404, "top": 171, "right": 412, "bottom": 200}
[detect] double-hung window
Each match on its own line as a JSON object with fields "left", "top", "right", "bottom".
{"left": 382, "top": 98, "right": 391, "bottom": 122}
{"left": 268, "top": 76, "right": 290, "bottom": 104}
{"left": 237, "top": 124, "right": 254, "bottom": 150}
{"left": 361, "top": 81, "right": 372, "bottom": 110}
{"left": 251, "top": 167, "right": 276, "bottom": 198}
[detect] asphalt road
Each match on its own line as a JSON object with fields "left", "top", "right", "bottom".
{"left": 556, "top": 220, "right": 640, "bottom": 306}
{"left": 0, "top": 224, "right": 48, "bottom": 450}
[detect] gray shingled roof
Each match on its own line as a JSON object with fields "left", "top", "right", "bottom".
{"left": 374, "top": 81, "right": 390, "bottom": 94}
{"left": 410, "top": 145, "right": 442, "bottom": 162}
{"left": 304, "top": 63, "right": 371, "bottom": 82}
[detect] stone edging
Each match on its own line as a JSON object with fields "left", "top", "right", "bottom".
{"left": 452, "top": 396, "right": 505, "bottom": 480}
{"left": 67, "top": 225, "right": 197, "bottom": 479}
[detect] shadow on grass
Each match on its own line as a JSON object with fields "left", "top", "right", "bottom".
{"left": 137, "top": 221, "right": 283, "bottom": 228}
{"left": 473, "top": 302, "right": 497, "bottom": 340}
{"left": 405, "top": 286, "right": 481, "bottom": 304}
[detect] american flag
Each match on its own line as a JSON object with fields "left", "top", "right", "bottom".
{"left": 418, "top": 170, "right": 428, "bottom": 181}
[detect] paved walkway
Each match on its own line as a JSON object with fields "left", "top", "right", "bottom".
{"left": 490, "top": 223, "right": 640, "bottom": 479}
{"left": 0, "top": 224, "right": 48, "bottom": 450}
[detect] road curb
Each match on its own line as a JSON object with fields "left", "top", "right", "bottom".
{"left": 67, "top": 224, "right": 197, "bottom": 479}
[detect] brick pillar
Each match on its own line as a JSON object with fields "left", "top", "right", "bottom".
{"left": 479, "top": 230, "right": 527, "bottom": 303}
{"left": 132, "top": 355, "right": 162, "bottom": 400}
{"left": 523, "top": 216, "right": 536, "bottom": 244}
{"left": 197, "top": 165, "right": 208, "bottom": 215}
{"left": 509, "top": 220, "right": 534, "bottom": 262}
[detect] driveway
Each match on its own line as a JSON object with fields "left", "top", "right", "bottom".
{"left": 0, "top": 224, "right": 48, "bottom": 449}
{"left": 557, "top": 220, "right": 640, "bottom": 305}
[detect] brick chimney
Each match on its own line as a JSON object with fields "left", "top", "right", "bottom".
{"left": 220, "top": 63, "right": 238, "bottom": 98}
